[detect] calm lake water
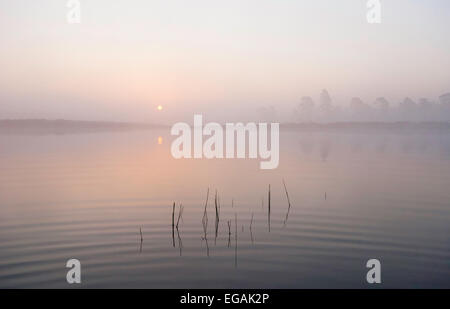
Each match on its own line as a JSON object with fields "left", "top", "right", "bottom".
{"left": 1, "top": 129, "right": 450, "bottom": 288}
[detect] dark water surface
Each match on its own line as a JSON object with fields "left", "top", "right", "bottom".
{"left": 1, "top": 130, "right": 449, "bottom": 288}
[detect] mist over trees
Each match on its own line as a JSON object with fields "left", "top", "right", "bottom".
{"left": 292, "top": 90, "right": 450, "bottom": 123}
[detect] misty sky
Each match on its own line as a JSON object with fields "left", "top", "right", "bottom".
{"left": 0, "top": 0, "right": 449, "bottom": 123}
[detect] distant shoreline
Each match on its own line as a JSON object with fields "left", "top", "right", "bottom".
{"left": 0, "top": 119, "right": 168, "bottom": 134}
{"left": 282, "top": 121, "right": 450, "bottom": 132}
{"left": 1, "top": 119, "right": 450, "bottom": 135}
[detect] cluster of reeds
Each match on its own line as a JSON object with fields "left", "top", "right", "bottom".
{"left": 162, "top": 178, "right": 296, "bottom": 262}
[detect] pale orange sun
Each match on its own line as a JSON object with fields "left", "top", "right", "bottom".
{"left": 157, "top": 105, "right": 163, "bottom": 111}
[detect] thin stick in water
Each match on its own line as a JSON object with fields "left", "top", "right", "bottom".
{"left": 172, "top": 202, "right": 175, "bottom": 228}
{"left": 249, "top": 213, "right": 254, "bottom": 244}
{"left": 172, "top": 202, "right": 175, "bottom": 247}
{"left": 176, "top": 204, "right": 184, "bottom": 229}
{"left": 282, "top": 178, "right": 292, "bottom": 226}
{"left": 227, "top": 220, "right": 231, "bottom": 248}
{"left": 268, "top": 184, "right": 271, "bottom": 232}
{"left": 215, "top": 190, "right": 219, "bottom": 221}
{"left": 235, "top": 213, "right": 238, "bottom": 268}
{"left": 202, "top": 188, "right": 209, "bottom": 231}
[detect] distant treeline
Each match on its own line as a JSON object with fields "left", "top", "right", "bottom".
{"left": 290, "top": 90, "right": 450, "bottom": 123}
{"left": 256, "top": 90, "right": 450, "bottom": 123}
{"left": 282, "top": 121, "right": 450, "bottom": 132}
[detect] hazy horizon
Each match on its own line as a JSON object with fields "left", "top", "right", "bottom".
{"left": 1, "top": 1, "right": 450, "bottom": 123}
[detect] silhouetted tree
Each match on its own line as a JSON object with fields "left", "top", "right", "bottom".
{"left": 439, "top": 93, "right": 450, "bottom": 121}
{"left": 373, "top": 97, "right": 390, "bottom": 121}
{"left": 399, "top": 97, "right": 417, "bottom": 121}
{"left": 350, "top": 97, "right": 372, "bottom": 121}
{"left": 319, "top": 89, "right": 333, "bottom": 122}
{"left": 296, "top": 96, "right": 315, "bottom": 123}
